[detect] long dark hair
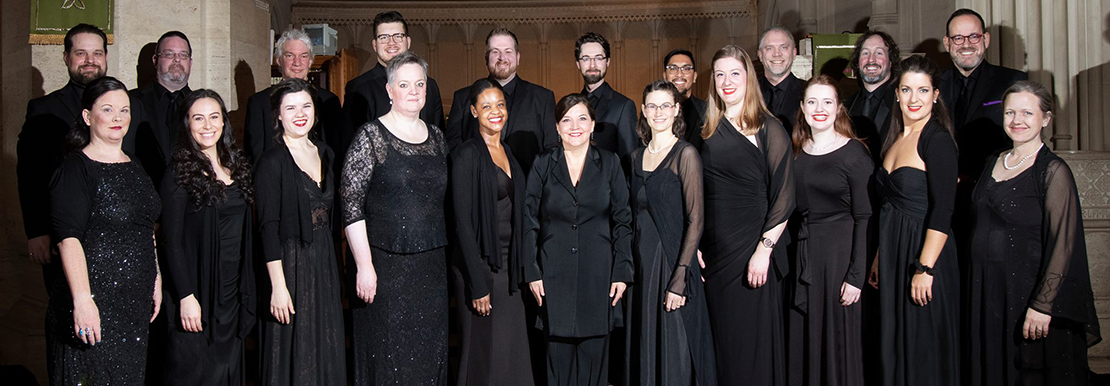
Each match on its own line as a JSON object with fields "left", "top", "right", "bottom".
{"left": 636, "top": 80, "right": 686, "bottom": 145}
{"left": 881, "top": 55, "right": 956, "bottom": 157}
{"left": 171, "top": 89, "right": 253, "bottom": 208}
{"left": 791, "top": 75, "right": 861, "bottom": 154}
{"left": 65, "top": 76, "right": 129, "bottom": 155}
{"left": 268, "top": 78, "right": 319, "bottom": 144}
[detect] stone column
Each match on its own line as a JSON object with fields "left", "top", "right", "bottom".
{"left": 536, "top": 22, "right": 552, "bottom": 86}
{"left": 460, "top": 23, "right": 479, "bottom": 82}
{"left": 421, "top": 23, "right": 441, "bottom": 79}
{"left": 609, "top": 21, "right": 629, "bottom": 91}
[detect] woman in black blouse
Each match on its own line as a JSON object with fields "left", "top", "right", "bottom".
{"left": 967, "top": 81, "right": 1101, "bottom": 385}
{"left": 451, "top": 78, "right": 535, "bottom": 386}
{"left": 867, "top": 55, "right": 960, "bottom": 385}
{"left": 341, "top": 51, "right": 450, "bottom": 385}
{"left": 160, "top": 89, "right": 255, "bottom": 386}
{"left": 256, "top": 79, "right": 346, "bottom": 385}
{"left": 626, "top": 80, "right": 716, "bottom": 386}
{"left": 524, "top": 93, "right": 633, "bottom": 386}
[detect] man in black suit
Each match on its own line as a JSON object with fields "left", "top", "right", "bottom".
{"left": 17, "top": 23, "right": 107, "bottom": 278}
{"left": 125, "top": 31, "right": 193, "bottom": 187}
{"left": 343, "top": 11, "right": 445, "bottom": 140}
{"left": 244, "top": 28, "right": 342, "bottom": 165}
{"left": 574, "top": 32, "right": 637, "bottom": 163}
{"left": 758, "top": 26, "right": 805, "bottom": 132}
{"left": 446, "top": 27, "right": 557, "bottom": 174}
{"left": 846, "top": 31, "right": 900, "bottom": 161}
{"left": 663, "top": 49, "right": 706, "bottom": 148}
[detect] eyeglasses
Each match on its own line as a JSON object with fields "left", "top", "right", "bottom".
{"left": 643, "top": 103, "right": 676, "bottom": 112}
{"left": 376, "top": 33, "right": 408, "bottom": 43}
{"left": 578, "top": 55, "right": 608, "bottom": 64}
{"left": 158, "top": 51, "right": 191, "bottom": 61}
{"left": 948, "top": 33, "right": 983, "bottom": 45}
{"left": 665, "top": 65, "right": 695, "bottom": 74}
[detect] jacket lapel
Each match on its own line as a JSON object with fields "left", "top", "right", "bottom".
{"left": 964, "top": 63, "right": 996, "bottom": 124}
{"left": 552, "top": 148, "right": 577, "bottom": 196}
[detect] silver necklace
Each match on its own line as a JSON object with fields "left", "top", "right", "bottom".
{"left": 1003, "top": 143, "right": 1044, "bottom": 170}
{"left": 808, "top": 136, "right": 842, "bottom": 153}
{"left": 647, "top": 136, "right": 678, "bottom": 154}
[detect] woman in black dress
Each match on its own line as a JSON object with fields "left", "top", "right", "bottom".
{"left": 49, "top": 76, "right": 162, "bottom": 385}
{"left": 160, "top": 89, "right": 255, "bottom": 386}
{"left": 524, "top": 93, "right": 633, "bottom": 386}
{"left": 698, "top": 45, "right": 794, "bottom": 386}
{"left": 968, "top": 80, "right": 1101, "bottom": 385}
{"left": 627, "top": 80, "right": 716, "bottom": 386}
{"left": 451, "top": 79, "right": 535, "bottom": 386}
{"left": 786, "top": 75, "right": 870, "bottom": 385}
{"left": 867, "top": 55, "right": 960, "bottom": 386}
{"left": 342, "top": 52, "right": 449, "bottom": 385}
{"left": 256, "top": 79, "right": 346, "bottom": 385}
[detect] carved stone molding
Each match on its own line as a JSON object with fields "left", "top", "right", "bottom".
{"left": 1059, "top": 152, "right": 1110, "bottom": 226}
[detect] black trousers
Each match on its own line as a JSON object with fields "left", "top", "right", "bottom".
{"left": 546, "top": 334, "right": 610, "bottom": 386}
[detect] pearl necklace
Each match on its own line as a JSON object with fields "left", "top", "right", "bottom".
{"left": 647, "top": 136, "right": 678, "bottom": 154}
{"left": 1003, "top": 143, "right": 1044, "bottom": 170}
{"left": 808, "top": 135, "right": 843, "bottom": 153}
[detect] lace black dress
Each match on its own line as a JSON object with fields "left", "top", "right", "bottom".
{"left": 342, "top": 119, "right": 449, "bottom": 386}
{"left": 968, "top": 148, "right": 1101, "bottom": 386}
{"left": 48, "top": 152, "right": 161, "bottom": 385}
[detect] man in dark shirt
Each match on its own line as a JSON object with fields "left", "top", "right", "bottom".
{"left": 126, "top": 31, "right": 193, "bottom": 187}
{"left": 17, "top": 23, "right": 108, "bottom": 277}
{"left": 757, "top": 26, "right": 805, "bottom": 132}
{"left": 846, "top": 30, "right": 900, "bottom": 161}
{"left": 574, "top": 32, "right": 637, "bottom": 163}
{"left": 446, "top": 27, "right": 557, "bottom": 174}
{"left": 244, "top": 28, "right": 343, "bottom": 165}
{"left": 663, "top": 49, "right": 706, "bottom": 148}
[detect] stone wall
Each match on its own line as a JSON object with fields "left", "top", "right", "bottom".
{"left": 1060, "top": 152, "right": 1110, "bottom": 356}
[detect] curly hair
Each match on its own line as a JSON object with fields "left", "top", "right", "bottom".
{"left": 170, "top": 89, "right": 253, "bottom": 208}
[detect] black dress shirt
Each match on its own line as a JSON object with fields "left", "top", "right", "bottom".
{"left": 847, "top": 79, "right": 895, "bottom": 161}
{"left": 127, "top": 82, "right": 192, "bottom": 187}
{"left": 582, "top": 82, "right": 638, "bottom": 161}
{"left": 938, "top": 61, "right": 1028, "bottom": 184}
{"left": 759, "top": 73, "right": 805, "bottom": 132}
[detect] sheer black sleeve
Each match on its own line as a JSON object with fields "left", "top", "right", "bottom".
{"left": 667, "top": 144, "right": 704, "bottom": 296}
{"left": 340, "top": 124, "right": 382, "bottom": 226}
{"left": 919, "top": 124, "right": 958, "bottom": 234}
{"left": 762, "top": 117, "right": 796, "bottom": 233}
{"left": 844, "top": 144, "right": 873, "bottom": 288}
{"left": 159, "top": 167, "right": 197, "bottom": 301}
{"left": 50, "top": 154, "right": 92, "bottom": 243}
{"left": 607, "top": 152, "right": 634, "bottom": 284}
{"left": 1033, "top": 157, "right": 1101, "bottom": 345}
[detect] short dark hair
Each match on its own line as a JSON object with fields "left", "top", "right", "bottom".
{"left": 574, "top": 32, "right": 610, "bottom": 59}
{"left": 848, "top": 30, "right": 900, "bottom": 78}
{"left": 372, "top": 11, "right": 409, "bottom": 35}
{"left": 663, "top": 49, "right": 696, "bottom": 70}
{"left": 66, "top": 76, "right": 128, "bottom": 154}
{"left": 64, "top": 23, "right": 107, "bottom": 53}
{"left": 946, "top": 8, "right": 986, "bottom": 35}
{"left": 636, "top": 80, "right": 686, "bottom": 145}
{"left": 157, "top": 31, "right": 192, "bottom": 55}
{"left": 485, "top": 27, "right": 519, "bottom": 52}
{"left": 556, "top": 93, "right": 595, "bottom": 122}
{"left": 269, "top": 78, "right": 319, "bottom": 140}
{"left": 467, "top": 78, "right": 505, "bottom": 109}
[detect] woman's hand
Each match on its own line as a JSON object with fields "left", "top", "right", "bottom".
{"left": 529, "top": 280, "right": 545, "bottom": 307}
{"left": 151, "top": 273, "right": 163, "bottom": 322}
{"left": 910, "top": 272, "right": 933, "bottom": 306}
{"left": 1023, "top": 308, "right": 1052, "bottom": 340}
{"left": 472, "top": 294, "right": 492, "bottom": 316}
{"left": 179, "top": 294, "right": 203, "bottom": 332}
{"left": 73, "top": 296, "right": 101, "bottom": 345}
{"left": 867, "top": 258, "right": 879, "bottom": 289}
{"left": 840, "top": 282, "right": 861, "bottom": 306}
{"left": 664, "top": 292, "right": 686, "bottom": 312}
{"left": 356, "top": 264, "right": 378, "bottom": 304}
{"left": 697, "top": 250, "right": 706, "bottom": 282}
{"left": 270, "top": 285, "right": 296, "bottom": 324}
{"left": 610, "top": 282, "right": 628, "bottom": 306}
{"left": 747, "top": 249, "right": 771, "bottom": 288}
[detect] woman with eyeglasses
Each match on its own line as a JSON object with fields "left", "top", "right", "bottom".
{"left": 626, "top": 80, "right": 716, "bottom": 386}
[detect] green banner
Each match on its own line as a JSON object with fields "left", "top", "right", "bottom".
{"left": 30, "top": 0, "right": 114, "bottom": 45}
{"left": 812, "top": 33, "right": 862, "bottom": 79}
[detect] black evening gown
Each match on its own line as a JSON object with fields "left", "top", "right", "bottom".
{"left": 968, "top": 149, "right": 1101, "bottom": 386}
{"left": 699, "top": 117, "right": 794, "bottom": 386}
{"left": 627, "top": 142, "right": 716, "bottom": 386}
{"left": 259, "top": 170, "right": 346, "bottom": 386}
{"left": 877, "top": 120, "right": 960, "bottom": 386}
{"left": 342, "top": 119, "right": 450, "bottom": 386}
{"left": 48, "top": 152, "right": 161, "bottom": 386}
{"left": 787, "top": 141, "right": 870, "bottom": 386}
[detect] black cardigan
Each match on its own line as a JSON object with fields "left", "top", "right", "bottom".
{"left": 450, "top": 137, "right": 527, "bottom": 300}
{"left": 254, "top": 138, "right": 336, "bottom": 262}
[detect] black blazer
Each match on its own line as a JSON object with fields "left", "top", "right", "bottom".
{"left": 447, "top": 75, "right": 558, "bottom": 174}
{"left": 523, "top": 146, "right": 633, "bottom": 337}
{"left": 846, "top": 79, "right": 896, "bottom": 162}
{"left": 583, "top": 82, "right": 638, "bottom": 161}
{"left": 342, "top": 62, "right": 446, "bottom": 142}
{"left": 450, "top": 138, "right": 527, "bottom": 300}
{"left": 17, "top": 81, "right": 84, "bottom": 239}
{"left": 759, "top": 73, "right": 805, "bottom": 131}
{"left": 125, "top": 83, "right": 190, "bottom": 188}
{"left": 681, "top": 96, "right": 708, "bottom": 150}
{"left": 244, "top": 85, "right": 342, "bottom": 166}
{"left": 938, "top": 61, "right": 1028, "bottom": 182}
{"left": 254, "top": 138, "right": 336, "bottom": 263}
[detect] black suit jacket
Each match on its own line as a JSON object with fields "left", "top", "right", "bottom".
{"left": 583, "top": 82, "right": 638, "bottom": 161}
{"left": 846, "top": 80, "right": 896, "bottom": 161}
{"left": 17, "top": 82, "right": 84, "bottom": 239}
{"left": 939, "top": 61, "right": 1028, "bottom": 182}
{"left": 244, "top": 85, "right": 342, "bottom": 167}
{"left": 523, "top": 146, "right": 633, "bottom": 337}
{"left": 681, "top": 96, "right": 708, "bottom": 150}
{"left": 447, "top": 75, "right": 558, "bottom": 174}
{"left": 342, "top": 63, "right": 445, "bottom": 140}
{"left": 759, "top": 73, "right": 805, "bottom": 132}
{"left": 126, "top": 83, "right": 191, "bottom": 188}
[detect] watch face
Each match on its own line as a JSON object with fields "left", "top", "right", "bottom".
{"left": 762, "top": 237, "right": 773, "bottom": 248}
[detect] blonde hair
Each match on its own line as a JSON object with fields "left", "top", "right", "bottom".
{"left": 702, "top": 45, "right": 770, "bottom": 138}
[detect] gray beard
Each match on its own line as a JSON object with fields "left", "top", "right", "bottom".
{"left": 862, "top": 72, "right": 888, "bottom": 85}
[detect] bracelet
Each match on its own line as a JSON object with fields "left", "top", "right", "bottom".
{"left": 913, "top": 260, "right": 934, "bottom": 276}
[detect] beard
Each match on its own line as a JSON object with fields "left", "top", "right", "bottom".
{"left": 861, "top": 70, "right": 888, "bottom": 85}
{"left": 582, "top": 69, "right": 606, "bottom": 85}
{"left": 69, "top": 64, "right": 105, "bottom": 85}
{"left": 158, "top": 64, "right": 189, "bottom": 86}
{"left": 489, "top": 60, "right": 517, "bottom": 81}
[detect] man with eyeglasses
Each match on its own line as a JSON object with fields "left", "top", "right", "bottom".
{"left": 343, "top": 11, "right": 445, "bottom": 142}
{"left": 757, "top": 26, "right": 805, "bottom": 132}
{"left": 575, "top": 32, "right": 636, "bottom": 166}
{"left": 125, "top": 31, "right": 194, "bottom": 186}
{"left": 663, "top": 49, "right": 705, "bottom": 148}
{"left": 244, "top": 28, "right": 343, "bottom": 165}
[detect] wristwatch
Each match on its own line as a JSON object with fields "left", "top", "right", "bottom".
{"left": 913, "top": 260, "right": 934, "bottom": 276}
{"left": 759, "top": 236, "right": 776, "bottom": 249}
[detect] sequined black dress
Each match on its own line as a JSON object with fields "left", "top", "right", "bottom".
{"left": 342, "top": 119, "right": 449, "bottom": 386}
{"left": 48, "top": 152, "right": 161, "bottom": 385}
